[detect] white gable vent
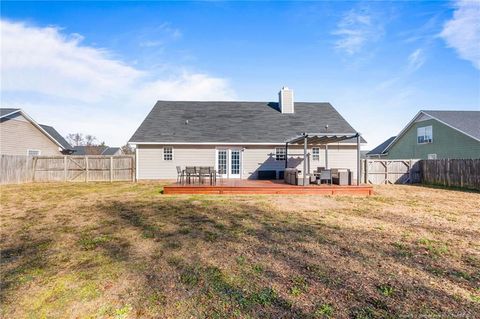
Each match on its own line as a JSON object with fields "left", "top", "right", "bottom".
{"left": 279, "top": 86, "right": 294, "bottom": 114}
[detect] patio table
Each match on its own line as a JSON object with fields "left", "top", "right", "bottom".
{"left": 184, "top": 166, "right": 217, "bottom": 185}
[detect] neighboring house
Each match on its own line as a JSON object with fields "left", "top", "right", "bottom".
{"left": 366, "top": 137, "right": 396, "bottom": 159}
{"left": 0, "top": 108, "right": 73, "bottom": 156}
{"left": 129, "top": 87, "right": 365, "bottom": 180}
{"left": 367, "top": 110, "right": 480, "bottom": 159}
{"left": 72, "top": 146, "right": 122, "bottom": 156}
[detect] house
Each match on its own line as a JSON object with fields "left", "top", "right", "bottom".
{"left": 0, "top": 108, "right": 73, "bottom": 156}
{"left": 367, "top": 110, "right": 480, "bottom": 159}
{"left": 72, "top": 146, "right": 122, "bottom": 156}
{"left": 129, "top": 87, "right": 365, "bottom": 180}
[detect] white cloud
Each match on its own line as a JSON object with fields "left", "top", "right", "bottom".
{"left": 0, "top": 20, "right": 236, "bottom": 145}
{"left": 440, "top": 0, "right": 480, "bottom": 69}
{"left": 407, "top": 48, "right": 426, "bottom": 71}
{"left": 333, "top": 8, "right": 384, "bottom": 55}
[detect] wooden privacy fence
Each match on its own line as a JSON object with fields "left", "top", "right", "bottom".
{"left": 1, "top": 155, "right": 135, "bottom": 184}
{"left": 421, "top": 159, "right": 480, "bottom": 190}
{"left": 363, "top": 158, "right": 480, "bottom": 190}
{"left": 362, "top": 159, "right": 421, "bottom": 185}
{"left": 0, "top": 155, "right": 33, "bottom": 184}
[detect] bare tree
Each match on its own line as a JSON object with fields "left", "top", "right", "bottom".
{"left": 121, "top": 143, "right": 135, "bottom": 155}
{"left": 66, "top": 133, "right": 84, "bottom": 147}
{"left": 65, "top": 133, "right": 105, "bottom": 155}
{"left": 84, "top": 135, "right": 97, "bottom": 146}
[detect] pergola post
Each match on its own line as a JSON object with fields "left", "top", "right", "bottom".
{"left": 285, "top": 142, "right": 288, "bottom": 169}
{"left": 303, "top": 134, "right": 308, "bottom": 186}
{"left": 356, "top": 134, "right": 361, "bottom": 185}
{"left": 325, "top": 144, "right": 329, "bottom": 169}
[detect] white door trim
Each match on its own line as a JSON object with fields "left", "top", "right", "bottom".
{"left": 215, "top": 147, "right": 243, "bottom": 179}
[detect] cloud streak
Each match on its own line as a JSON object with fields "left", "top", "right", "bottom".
{"left": 440, "top": 0, "right": 480, "bottom": 69}
{"left": 333, "top": 8, "right": 384, "bottom": 55}
{"left": 0, "top": 20, "right": 236, "bottom": 145}
{"left": 408, "top": 48, "right": 426, "bottom": 72}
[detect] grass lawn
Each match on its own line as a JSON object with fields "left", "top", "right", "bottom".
{"left": 1, "top": 182, "right": 479, "bottom": 318}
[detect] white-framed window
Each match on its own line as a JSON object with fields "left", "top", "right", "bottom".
{"left": 312, "top": 147, "right": 320, "bottom": 161}
{"left": 163, "top": 146, "right": 173, "bottom": 161}
{"left": 417, "top": 126, "right": 433, "bottom": 144}
{"left": 427, "top": 153, "right": 437, "bottom": 160}
{"left": 27, "top": 149, "right": 41, "bottom": 156}
{"left": 275, "top": 147, "right": 286, "bottom": 161}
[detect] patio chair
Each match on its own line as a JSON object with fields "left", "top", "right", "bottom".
{"left": 176, "top": 166, "right": 185, "bottom": 184}
{"left": 185, "top": 166, "right": 197, "bottom": 184}
{"left": 209, "top": 167, "right": 217, "bottom": 185}
{"left": 319, "top": 169, "right": 332, "bottom": 185}
{"left": 311, "top": 167, "right": 325, "bottom": 184}
{"left": 198, "top": 167, "right": 211, "bottom": 184}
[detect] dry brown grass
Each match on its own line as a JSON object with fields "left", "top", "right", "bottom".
{"left": 1, "top": 182, "right": 479, "bottom": 318}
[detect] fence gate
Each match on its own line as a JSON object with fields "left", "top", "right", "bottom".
{"left": 363, "top": 159, "right": 420, "bottom": 185}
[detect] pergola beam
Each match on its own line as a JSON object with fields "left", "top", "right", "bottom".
{"left": 285, "top": 133, "right": 359, "bottom": 145}
{"left": 285, "top": 132, "right": 362, "bottom": 185}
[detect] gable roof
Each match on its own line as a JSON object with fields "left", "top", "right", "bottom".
{"left": 39, "top": 124, "right": 73, "bottom": 150}
{"left": 1, "top": 108, "right": 73, "bottom": 151}
{"left": 129, "top": 101, "right": 363, "bottom": 144}
{"left": 377, "top": 110, "right": 480, "bottom": 155}
{"left": 0, "top": 108, "right": 20, "bottom": 117}
{"left": 366, "top": 136, "right": 396, "bottom": 156}
{"left": 422, "top": 110, "right": 480, "bottom": 141}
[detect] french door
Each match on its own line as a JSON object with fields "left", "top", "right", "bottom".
{"left": 216, "top": 148, "right": 242, "bottom": 178}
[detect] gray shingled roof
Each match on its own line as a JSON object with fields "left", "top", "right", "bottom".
{"left": 367, "top": 136, "right": 396, "bottom": 156}
{"left": 130, "top": 101, "right": 362, "bottom": 144}
{"left": 423, "top": 110, "right": 480, "bottom": 141}
{"left": 0, "top": 108, "right": 20, "bottom": 117}
{"left": 102, "top": 147, "right": 120, "bottom": 155}
{"left": 73, "top": 146, "right": 106, "bottom": 155}
{"left": 73, "top": 146, "right": 120, "bottom": 155}
{"left": 38, "top": 124, "right": 73, "bottom": 150}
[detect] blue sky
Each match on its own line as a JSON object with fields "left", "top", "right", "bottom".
{"left": 1, "top": 1, "right": 479, "bottom": 148}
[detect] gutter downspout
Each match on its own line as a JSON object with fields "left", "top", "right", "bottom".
{"left": 285, "top": 142, "right": 288, "bottom": 169}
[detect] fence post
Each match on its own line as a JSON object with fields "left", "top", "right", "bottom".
{"left": 25, "top": 156, "right": 29, "bottom": 183}
{"left": 365, "top": 159, "right": 369, "bottom": 184}
{"left": 85, "top": 156, "right": 89, "bottom": 182}
{"left": 64, "top": 156, "right": 67, "bottom": 182}
{"left": 32, "top": 157, "right": 37, "bottom": 182}
{"left": 110, "top": 156, "right": 113, "bottom": 182}
{"left": 131, "top": 156, "right": 135, "bottom": 182}
{"left": 408, "top": 160, "right": 411, "bottom": 184}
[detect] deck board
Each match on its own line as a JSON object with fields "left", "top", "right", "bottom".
{"left": 163, "top": 180, "right": 373, "bottom": 195}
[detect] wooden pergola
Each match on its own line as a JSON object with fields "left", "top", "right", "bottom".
{"left": 284, "top": 132, "right": 362, "bottom": 186}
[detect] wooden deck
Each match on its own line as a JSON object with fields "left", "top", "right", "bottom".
{"left": 163, "top": 180, "right": 373, "bottom": 195}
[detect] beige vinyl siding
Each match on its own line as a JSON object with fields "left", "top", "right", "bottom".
{"left": 0, "top": 115, "right": 62, "bottom": 156}
{"left": 137, "top": 145, "right": 215, "bottom": 179}
{"left": 323, "top": 144, "right": 358, "bottom": 176}
{"left": 242, "top": 146, "right": 287, "bottom": 179}
{"left": 137, "top": 144, "right": 359, "bottom": 180}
